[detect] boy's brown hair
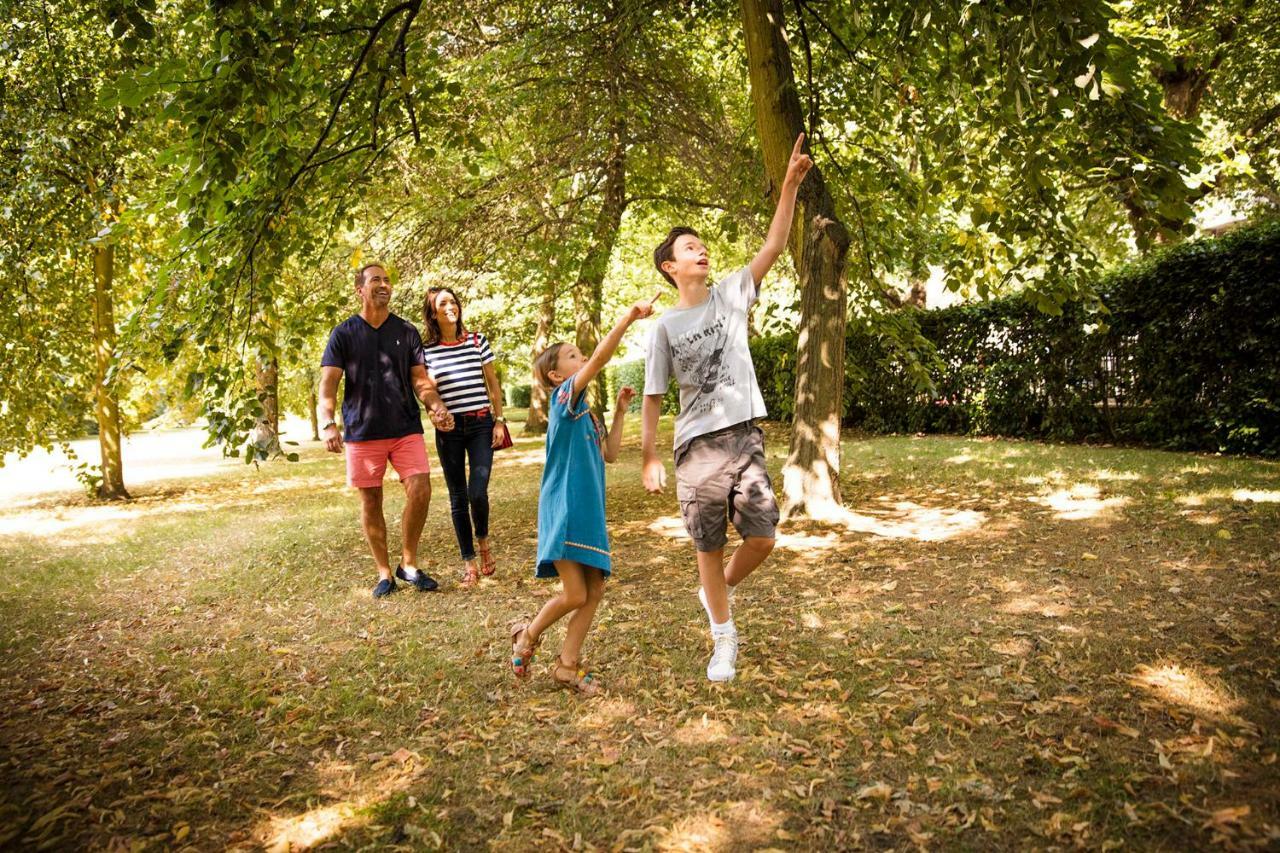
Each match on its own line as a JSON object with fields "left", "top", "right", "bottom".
{"left": 653, "top": 226, "right": 700, "bottom": 287}
{"left": 533, "top": 343, "right": 568, "bottom": 389}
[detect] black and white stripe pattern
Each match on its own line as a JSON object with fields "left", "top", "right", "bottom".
{"left": 421, "top": 332, "right": 496, "bottom": 414}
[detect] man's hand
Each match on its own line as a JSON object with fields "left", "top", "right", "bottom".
{"left": 642, "top": 456, "right": 667, "bottom": 494}
{"left": 323, "top": 424, "right": 343, "bottom": 453}
{"left": 616, "top": 386, "right": 636, "bottom": 410}
{"left": 430, "top": 407, "right": 455, "bottom": 431}
{"left": 783, "top": 132, "right": 814, "bottom": 189}
{"left": 627, "top": 290, "right": 663, "bottom": 323}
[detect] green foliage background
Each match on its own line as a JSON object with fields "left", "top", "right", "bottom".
{"left": 751, "top": 220, "right": 1280, "bottom": 456}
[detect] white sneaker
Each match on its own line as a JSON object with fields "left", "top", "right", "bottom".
{"left": 707, "top": 629, "right": 738, "bottom": 682}
{"left": 698, "top": 585, "right": 736, "bottom": 623}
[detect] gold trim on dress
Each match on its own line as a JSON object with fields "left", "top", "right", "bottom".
{"left": 564, "top": 540, "right": 610, "bottom": 557}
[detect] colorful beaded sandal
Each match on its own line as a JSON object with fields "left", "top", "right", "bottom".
{"left": 509, "top": 621, "right": 538, "bottom": 679}
{"left": 478, "top": 542, "right": 496, "bottom": 576}
{"left": 552, "top": 656, "right": 601, "bottom": 696}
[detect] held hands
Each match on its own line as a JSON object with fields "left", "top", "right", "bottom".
{"left": 783, "top": 132, "right": 814, "bottom": 189}
{"left": 627, "top": 290, "right": 663, "bottom": 323}
{"left": 429, "top": 406, "right": 455, "bottom": 431}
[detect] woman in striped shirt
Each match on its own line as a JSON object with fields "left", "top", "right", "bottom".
{"left": 421, "top": 287, "right": 510, "bottom": 586}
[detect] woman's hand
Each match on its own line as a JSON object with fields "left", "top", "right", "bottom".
{"left": 491, "top": 420, "right": 509, "bottom": 449}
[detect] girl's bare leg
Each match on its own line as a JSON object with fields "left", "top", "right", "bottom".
{"left": 560, "top": 567, "right": 605, "bottom": 665}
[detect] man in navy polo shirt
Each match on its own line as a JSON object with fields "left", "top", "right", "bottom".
{"left": 318, "top": 263, "right": 456, "bottom": 598}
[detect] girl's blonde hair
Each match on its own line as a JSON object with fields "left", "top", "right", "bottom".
{"left": 533, "top": 343, "right": 568, "bottom": 389}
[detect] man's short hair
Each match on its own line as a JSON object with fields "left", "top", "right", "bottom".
{"left": 354, "top": 263, "right": 386, "bottom": 288}
{"left": 534, "top": 343, "right": 568, "bottom": 389}
{"left": 653, "top": 227, "right": 700, "bottom": 287}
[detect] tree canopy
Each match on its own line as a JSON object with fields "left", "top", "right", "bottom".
{"left": 1, "top": 0, "right": 1276, "bottom": 497}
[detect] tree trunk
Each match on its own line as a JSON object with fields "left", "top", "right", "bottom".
{"left": 742, "top": 0, "right": 852, "bottom": 521}
{"left": 574, "top": 115, "right": 627, "bottom": 421}
{"left": 91, "top": 242, "right": 129, "bottom": 500}
{"left": 308, "top": 381, "right": 320, "bottom": 441}
{"left": 252, "top": 349, "right": 281, "bottom": 456}
{"left": 524, "top": 275, "right": 556, "bottom": 436}
{"left": 1156, "top": 61, "right": 1213, "bottom": 121}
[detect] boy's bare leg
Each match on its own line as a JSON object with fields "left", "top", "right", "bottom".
{"left": 560, "top": 568, "right": 606, "bottom": 664}
{"left": 698, "top": 549, "right": 731, "bottom": 623}
{"left": 724, "top": 536, "right": 775, "bottom": 587}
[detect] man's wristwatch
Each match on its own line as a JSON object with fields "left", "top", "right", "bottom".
{"left": 494, "top": 415, "right": 507, "bottom": 424}
{"left": 321, "top": 420, "right": 337, "bottom": 431}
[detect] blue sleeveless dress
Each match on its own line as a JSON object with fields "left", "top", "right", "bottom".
{"left": 535, "top": 376, "right": 611, "bottom": 578}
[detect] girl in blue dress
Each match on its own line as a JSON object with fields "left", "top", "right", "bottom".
{"left": 509, "top": 293, "right": 660, "bottom": 694}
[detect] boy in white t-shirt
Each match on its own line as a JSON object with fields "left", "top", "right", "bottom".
{"left": 641, "top": 134, "right": 813, "bottom": 682}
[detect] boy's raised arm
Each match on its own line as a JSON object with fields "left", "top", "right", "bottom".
{"left": 748, "top": 132, "right": 814, "bottom": 287}
{"left": 573, "top": 291, "right": 663, "bottom": 398}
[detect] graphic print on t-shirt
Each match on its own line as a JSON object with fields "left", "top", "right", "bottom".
{"left": 671, "top": 316, "right": 732, "bottom": 417}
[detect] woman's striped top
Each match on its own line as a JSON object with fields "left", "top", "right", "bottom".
{"left": 420, "top": 332, "right": 496, "bottom": 414}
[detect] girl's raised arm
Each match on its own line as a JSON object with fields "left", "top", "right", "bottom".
{"left": 573, "top": 291, "right": 663, "bottom": 398}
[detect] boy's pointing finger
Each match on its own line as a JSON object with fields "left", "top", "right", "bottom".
{"left": 792, "top": 132, "right": 806, "bottom": 157}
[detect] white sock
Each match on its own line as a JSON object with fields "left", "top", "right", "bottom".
{"left": 711, "top": 618, "right": 736, "bottom": 637}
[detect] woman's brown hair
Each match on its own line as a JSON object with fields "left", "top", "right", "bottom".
{"left": 421, "top": 287, "right": 466, "bottom": 346}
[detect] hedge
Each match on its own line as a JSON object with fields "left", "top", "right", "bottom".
{"left": 749, "top": 218, "right": 1280, "bottom": 456}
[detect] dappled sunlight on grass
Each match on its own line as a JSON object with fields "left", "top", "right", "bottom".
{"left": 1131, "top": 663, "right": 1245, "bottom": 722}
{"left": 255, "top": 752, "right": 428, "bottom": 850}
{"left": 774, "top": 529, "right": 843, "bottom": 554}
{"left": 1032, "top": 484, "right": 1130, "bottom": 521}
{"left": 999, "top": 592, "right": 1073, "bottom": 618}
{"left": 1179, "top": 510, "right": 1223, "bottom": 525}
{"left": 1233, "top": 488, "right": 1280, "bottom": 503}
{"left": 259, "top": 801, "right": 366, "bottom": 852}
{"left": 1179, "top": 488, "right": 1280, "bottom": 506}
{"left": 493, "top": 444, "right": 547, "bottom": 467}
{"left": 0, "top": 498, "right": 252, "bottom": 542}
{"left": 991, "top": 638, "right": 1034, "bottom": 656}
{"left": 246, "top": 475, "right": 341, "bottom": 495}
{"left": 657, "top": 812, "right": 729, "bottom": 851}
{"left": 1090, "top": 468, "right": 1142, "bottom": 482}
{"left": 656, "top": 800, "right": 785, "bottom": 852}
{"left": 579, "top": 698, "right": 637, "bottom": 729}
{"left": 843, "top": 500, "right": 986, "bottom": 541}
{"left": 673, "top": 715, "right": 731, "bottom": 746}
{"left": 648, "top": 514, "right": 689, "bottom": 540}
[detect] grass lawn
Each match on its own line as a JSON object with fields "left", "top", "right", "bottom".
{"left": 1, "top": 416, "right": 1278, "bottom": 850}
